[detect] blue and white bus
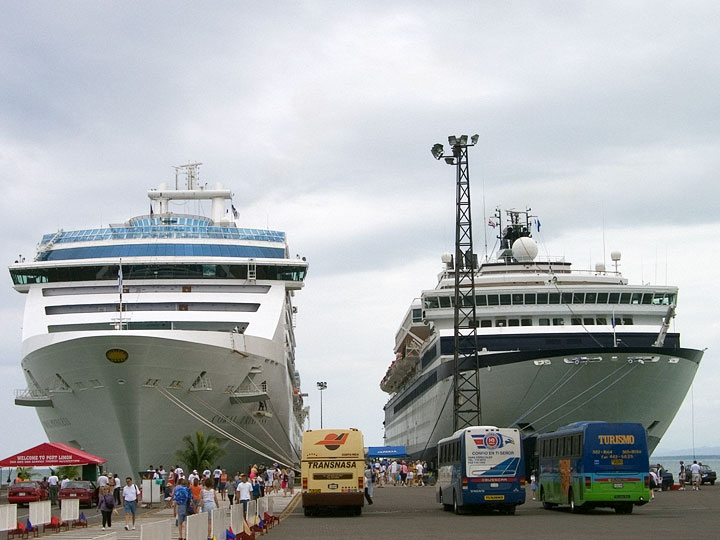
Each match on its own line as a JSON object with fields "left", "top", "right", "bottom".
{"left": 537, "top": 421, "right": 651, "bottom": 514}
{"left": 436, "top": 426, "right": 526, "bottom": 514}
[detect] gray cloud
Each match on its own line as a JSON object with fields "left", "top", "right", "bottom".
{"left": 1, "top": 1, "right": 719, "bottom": 456}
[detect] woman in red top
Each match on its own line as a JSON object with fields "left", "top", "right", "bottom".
{"left": 190, "top": 478, "right": 202, "bottom": 513}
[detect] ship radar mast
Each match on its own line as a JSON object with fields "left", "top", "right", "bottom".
{"left": 148, "top": 162, "right": 233, "bottom": 224}
{"left": 431, "top": 134, "right": 483, "bottom": 431}
{"left": 174, "top": 162, "right": 203, "bottom": 190}
{"left": 495, "top": 208, "right": 537, "bottom": 263}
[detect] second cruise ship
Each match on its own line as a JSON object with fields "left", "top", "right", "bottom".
{"left": 382, "top": 208, "right": 703, "bottom": 459}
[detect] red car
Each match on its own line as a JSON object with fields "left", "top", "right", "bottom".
{"left": 58, "top": 481, "right": 98, "bottom": 508}
{"left": 8, "top": 481, "right": 49, "bottom": 505}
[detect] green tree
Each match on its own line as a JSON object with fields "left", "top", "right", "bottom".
{"left": 174, "top": 431, "right": 226, "bottom": 472}
{"left": 55, "top": 466, "right": 81, "bottom": 480}
{"left": 14, "top": 467, "right": 35, "bottom": 480}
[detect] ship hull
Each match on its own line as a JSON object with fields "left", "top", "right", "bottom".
{"left": 384, "top": 347, "right": 703, "bottom": 460}
{"left": 19, "top": 331, "right": 302, "bottom": 475}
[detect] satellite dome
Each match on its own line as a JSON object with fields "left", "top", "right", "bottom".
{"left": 512, "top": 237, "right": 538, "bottom": 262}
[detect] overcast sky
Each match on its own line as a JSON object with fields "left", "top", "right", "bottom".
{"left": 1, "top": 1, "right": 719, "bottom": 464}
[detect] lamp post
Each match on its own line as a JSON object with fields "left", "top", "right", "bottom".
{"left": 431, "top": 134, "right": 483, "bottom": 431}
{"left": 316, "top": 381, "right": 327, "bottom": 429}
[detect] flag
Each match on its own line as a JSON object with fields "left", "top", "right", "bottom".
{"left": 243, "top": 520, "right": 251, "bottom": 535}
{"left": 26, "top": 519, "right": 32, "bottom": 531}
{"left": 226, "top": 528, "right": 236, "bottom": 540}
{"left": 231, "top": 204, "right": 239, "bottom": 219}
{"left": 80, "top": 512, "right": 86, "bottom": 522}
{"left": 118, "top": 261, "right": 123, "bottom": 294}
{"left": 536, "top": 219, "right": 542, "bottom": 232}
{"left": 258, "top": 517, "right": 264, "bottom": 529}
{"left": 488, "top": 219, "right": 496, "bottom": 228}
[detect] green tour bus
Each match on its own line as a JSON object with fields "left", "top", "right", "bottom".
{"left": 537, "top": 421, "right": 651, "bottom": 514}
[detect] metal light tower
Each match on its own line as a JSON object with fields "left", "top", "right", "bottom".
{"left": 316, "top": 381, "right": 327, "bottom": 429}
{"left": 431, "top": 134, "right": 482, "bottom": 431}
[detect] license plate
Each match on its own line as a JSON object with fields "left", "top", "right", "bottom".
{"left": 328, "top": 483, "right": 338, "bottom": 490}
{"left": 308, "top": 489, "right": 320, "bottom": 493}
{"left": 70, "top": 493, "right": 77, "bottom": 497}
{"left": 613, "top": 483, "right": 623, "bottom": 489}
{"left": 18, "top": 492, "right": 26, "bottom": 496}
{"left": 484, "top": 495, "right": 505, "bottom": 501}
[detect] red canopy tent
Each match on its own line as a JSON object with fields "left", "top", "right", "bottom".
{"left": 0, "top": 442, "right": 105, "bottom": 467}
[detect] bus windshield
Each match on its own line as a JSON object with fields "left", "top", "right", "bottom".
{"left": 464, "top": 429, "right": 522, "bottom": 477}
{"left": 584, "top": 422, "right": 649, "bottom": 472}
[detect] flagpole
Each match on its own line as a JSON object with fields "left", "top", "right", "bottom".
{"left": 118, "top": 258, "right": 123, "bottom": 330}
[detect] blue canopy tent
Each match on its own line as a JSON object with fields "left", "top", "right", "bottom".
{"left": 366, "top": 446, "right": 407, "bottom": 459}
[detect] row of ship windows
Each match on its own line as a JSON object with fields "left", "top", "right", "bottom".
{"left": 38, "top": 244, "right": 285, "bottom": 261}
{"left": 42, "top": 284, "right": 271, "bottom": 296}
{"left": 47, "top": 321, "right": 249, "bottom": 333}
{"left": 44, "top": 302, "right": 260, "bottom": 315}
{"left": 423, "top": 291, "right": 675, "bottom": 309}
{"left": 11, "top": 264, "right": 307, "bottom": 285}
{"left": 412, "top": 310, "right": 633, "bottom": 327}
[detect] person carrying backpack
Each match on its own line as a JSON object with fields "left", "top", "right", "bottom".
{"left": 173, "top": 479, "right": 192, "bottom": 540}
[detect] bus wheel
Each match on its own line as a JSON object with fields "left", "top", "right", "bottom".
{"left": 354, "top": 506, "right": 362, "bottom": 516}
{"left": 503, "top": 505, "right": 516, "bottom": 515}
{"left": 303, "top": 507, "right": 312, "bottom": 517}
{"left": 453, "top": 492, "right": 462, "bottom": 515}
{"left": 569, "top": 489, "right": 582, "bottom": 513}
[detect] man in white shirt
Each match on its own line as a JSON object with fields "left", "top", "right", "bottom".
{"left": 690, "top": 460, "right": 702, "bottom": 490}
{"left": 415, "top": 462, "right": 424, "bottom": 486}
{"left": 97, "top": 472, "right": 109, "bottom": 488}
{"left": 188, "top": 470, "right": 200, "bottom": 484}
{"left": 236, "top": 474, "right": 253, "bottom": 515}
{"left": 213, "top": 466, "right": 222, "bottom": 489}
{"left": 48, "top": 473, "right": 59, "bottom": 505}
{"left": 122, "top": 477, "right": 140, "bottom": 530}
{"left": 265, "top": 467, "right": 276, "bottom": 494}
{"left": 60, "top": 476, "right": 70, "bottom": 489}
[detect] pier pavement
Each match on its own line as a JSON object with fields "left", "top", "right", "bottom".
{"left": 273, "top": 484, "right": 719, "bottom": 540}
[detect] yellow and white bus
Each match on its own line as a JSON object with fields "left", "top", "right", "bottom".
{"left": 301, "top": 428, "right": 365, "bottom": 516}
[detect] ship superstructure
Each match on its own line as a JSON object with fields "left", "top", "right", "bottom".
{"left": 9, "top": 163, "right": 309, "bottom": 474}
{"left": 382, "top": 209, "right": 702, "bottom": 459}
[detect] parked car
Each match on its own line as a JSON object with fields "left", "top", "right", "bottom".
{"left": 8, "top": 481, "right": 49, "bottom": 505}
{"left": 651, "top": 465, "right": 674, "bottom": 491}
{"left": 660, "top": 470, "right": 674, "bottom": 490}
{"left": 58, "top": 481, "right": 98, "bottom": 508}
{"left": 699, "top": 464, "right": 716, "bottom": 485}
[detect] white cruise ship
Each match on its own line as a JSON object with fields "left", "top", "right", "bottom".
{"left": 382, "top": 209, "right": 703, "bottom": 460}
{"left": 9, "top": 163, "right": 309, "bottom": 475}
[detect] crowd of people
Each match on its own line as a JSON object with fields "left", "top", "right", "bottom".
{"left": 165, "top": 463, "right": 295, "bottom": 540}
{"left": 365, "top": 459, "right": 429, "bottom": 487}
{"left": 649, "top": 460, "right": 707, "bottom": 498}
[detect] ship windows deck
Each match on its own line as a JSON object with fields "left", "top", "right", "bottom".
{"left": 45, "top": 302, "right": 260, "bottom": 315}
{"left": 47, "top": 321, "right": 249, "bottom": 333}
{"left": 11, "top": 263, "right": 307, "bottom": 285}
{"left": 422, "top": 291, "right": 676, "bottom": 309}
{"left": 42, "top": 284, "right": 271, "bottom": 296}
